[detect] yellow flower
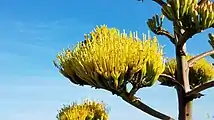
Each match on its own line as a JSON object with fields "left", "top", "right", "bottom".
{"left": 57, "top": 99, "right": 108, "bottom": 120}
{"left": 54, "top": 25, "right": 165, "bottom": 91}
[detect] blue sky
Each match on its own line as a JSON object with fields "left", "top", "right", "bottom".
{"left": 0, "top": 0, "right": 214, "bottom": 120}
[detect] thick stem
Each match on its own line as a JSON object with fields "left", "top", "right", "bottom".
{"left": 176, "top": 43, "right": 192, "bottom": 120}
{"left": 120, "top": 92, "right": 174, "bottom": 120}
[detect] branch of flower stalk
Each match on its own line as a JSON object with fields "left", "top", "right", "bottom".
{"left": 119, "top": 91, "right": 175, "bottom": 120}
{"left": 186, "top": 81, "right": 214, "bottom": 99}
{"left": 160, "top": 74, "right": 185, "bottom": 90}
{"left": 177, "top": 29, "right": 196, "bottom": 47}
{"left": 188, "top": 50, "right": 214, "bottom": 67}
{"left": 155, "top": 28, "right": 176, "bottom": 45}
{"left": 129, "top": 85, "right": 139, "bottom": 97}
{"left": 185, "top": 93, "right": 204, "bottom": 102}
{"left": 152, "top": 0, "right": 166, "bottom": 6}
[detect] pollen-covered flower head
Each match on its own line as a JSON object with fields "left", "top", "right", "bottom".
{"left": 54, "top": 25, "right": 165, "bottom": 93}
{"left": 56, "top": 99, "right": 108, "bottom": 120}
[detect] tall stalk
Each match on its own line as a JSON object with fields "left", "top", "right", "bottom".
{"left": 176, "top": 41, "right": 192, "bottom": 120}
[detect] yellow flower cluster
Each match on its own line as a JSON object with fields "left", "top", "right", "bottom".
{"left": 57, "top": 99, "right": 108, "bottom": 120}
{"left": 189, "top": 57, "right": 214, "bottom": 87}
{"left": 159, "top": 56, "right": 214, "bottom": 88}
{"left": 55, "top": 25, "right": 165, "bottom": 90}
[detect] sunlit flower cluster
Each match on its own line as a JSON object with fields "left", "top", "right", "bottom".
{"left": 56, "top": 99, "right": 108, "bottom": 120}
{"left": 55, "top": 25, "right": 165, "bottom": 91}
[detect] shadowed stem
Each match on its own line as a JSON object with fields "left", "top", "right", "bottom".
{"left": 155, "top": 29, "right": 176, "bottom": 45}
{"left": 119, "top": 92, "right": 174, "bottom": 120}
{"left": 160, "top": 74, "right": 184, "bottom": 89}
{"left": 175, "top": 33, "right": 192, "bottom": 120}
{"left": 186, "top": 81, "right": 214, "bottom": 98}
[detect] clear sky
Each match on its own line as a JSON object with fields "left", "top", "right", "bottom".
{"left": 0, "top": 0, "right": 214, "bottom": 120}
